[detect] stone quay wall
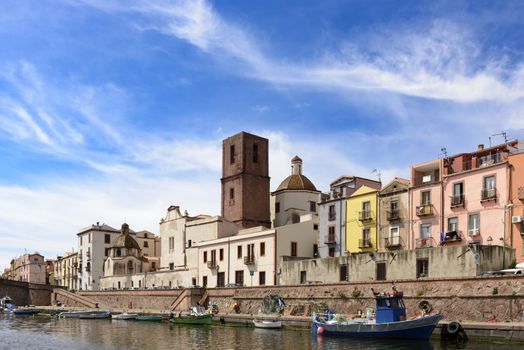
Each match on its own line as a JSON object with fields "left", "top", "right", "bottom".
{"left": 0, "top": 278, "right": 53, "bottom": 306}
{"left": 206, "top": 276, "right": 524, "bottom": 322}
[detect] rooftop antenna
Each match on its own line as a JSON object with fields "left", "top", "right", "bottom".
{"left": 440, "top": 147, "right": 448, "bottom": 159}
{"left": 492, "top": 131, "right": 508, "bottom": 144}
{"left": 372, "top": 169, "right": 382, "bottom": 183}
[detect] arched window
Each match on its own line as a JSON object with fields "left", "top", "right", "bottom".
{"left": 116, "top": 249, "right": 121, "bottom": 257}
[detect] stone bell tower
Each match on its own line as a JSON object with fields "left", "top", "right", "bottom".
{"left": 221, "top": 131, "right": 270, "bottom": 228}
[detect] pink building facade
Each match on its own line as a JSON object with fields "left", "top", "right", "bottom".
{"left": 410, "top": 159, "right": 443, "bottom": 249}
{"left": 13, "top": 253, "right": 46, "bottom": 284}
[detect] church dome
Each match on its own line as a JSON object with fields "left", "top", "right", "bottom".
{"left": 275, "top": 155, "right": 317, "bottom": 192}
{"left": 111, "top": 223, "right": 141, "bottom": 250}
{"left": 276, "top": 174, "right": 317, "bottom": 191}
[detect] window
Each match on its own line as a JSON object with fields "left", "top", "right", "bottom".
{"left": 421, "top": 191, "right": 431, "bottom": 205}
{"left": 453, "top": 182, "right": 463, "bottom": 196}
{"left": 211, "top": 250, "right": 216, "bottom": 264}
{"left": 253, "top": 143, "right": 258, "bottom": 163}
{"left": 328, "top": 226, "right": 336, "bottom": 242}
{"left": 259, "top": 271, "right": 266, "bottom": 286}
{"left": 192, "top": 278, "right": 197, "bottom": 286}
{"left": 104, "top": 248, "right": 109, "bottom": 257}
{"left": 313, "top": 244, "right": 319, "bottom": 257}
{"left": 116, "top": 248, "right": 121, "bottom": 257}
{"left": 247, "top": 244, "right": 255, "bottom": 259}
{"left": 187, "top": 240, "right": 192, "bottom": 248}
{"left": 217, "top": 272, "right": 225, "bottom": 287}
{"left": 420, "top": 224, "right": 431, "bottom": 238}
{"left": 376, "top": 262, "right": 386, "bottom": 281}
{"left": 203, "top": 276, "right": 208, "bottom": 287}
{"left": 170, "top": 263, "right": 174, "bottom": 270}
{"left": 275, "top": 202, "right": 280, "bottom": 213}
{"left": 260, "top": 242, "right": 265, "bottom": 256}
{"left": 230, "top": 188, "right": 235, "bottom": 200}
{"left": 291, "top": 242, "right": 297, "bottom": 257}
{"left": 448, "top": 217, "right": 458, "bottom": 232}
{"left": 328, "top": 205, "right": 336, "bottom": 221}
{"left": 339, "top": 264, "right": 348, "bottom": 281}
{"left": 169, "top": 237, "right": 174, "bottom": 252}
{"left": 390, "top": 200, "right": 399, "bottom": 212}
{"left": 237, "top": 245, "right": 242, "bottom": 259}
{"left": 362, "top": 228, "right": 370, "bottom": 240}
{"left": 482, "top": 176, "right": 496, "bottom": 200}
{"left": 328, "top": 247, "right": 335, "bottom": 258}
{"left": 416, "top": 258, "right": 429, "bottom": 278}
{"left": 300, "top": 270, "right": 307, "bottom": 284}
{"left": 362, "top": 201, "right": 371, "bottom": 212}
{"left": 292, "top": 213, "right": 300, "bottom": 224}
{"left": 203, "top": 251, "right": 208, "bottom": 263}
{"left": 484, "top": 175, "right": 495, "bottom": 189}
{"left": 468, "top": 213, "right": 480, "bottom": 235}
{"left": 389, "top": 226, "right": 400, "bottom": 246}
{"left": 309, "top": 201, "right": 316, "bottom": 213}
{"left": 88, "top": 233, "right": 91, "bottom": 243}
{"left": 80, "top": 236, "right": 83, "bottom": 245}
{"left": 105, "top": 234, "right": 110, "bottom": 244}
{"left": 235, "top": 270, "right": 244, "bottom": 286}
{"left": 219, "top": 248, "right": 224, "bottom": 261}
{"left": 144, "top": 241, "right": 149, "bottom": 248}
{"left": 230, "top": 145, "right": 235, "bottom": 164}
{"left": 313, "top": 224, "right": 318, "bottom": 230}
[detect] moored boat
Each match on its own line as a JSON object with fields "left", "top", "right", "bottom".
{"left": 1, "top": 296, "right": 14, "bottom": 313}
{"left": 311, "top": 292, "right": 443, "bottom": 340}
{"left": 253, "top": 319, "right": 282, "bottom": 329}
{"left": 13, "top": 309, "right": 41, "bottom": 316}
{"left": 59, "top": 310, "right": 102, "bottom": 318}
{"left": 170, "top": 313, "right": 212, "bottom": 325}
{"left": 78, "top": 311, "right": 111, "bottom": 319}
{"left": 112, "top": 312, "right": 138, "bottom": 320}
{"left": 136, "top": 315, "right": 163, "bottom": 322}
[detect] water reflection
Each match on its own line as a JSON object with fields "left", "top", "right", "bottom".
{"left": 0, "top": 315, "right": 520, "bottom": 350}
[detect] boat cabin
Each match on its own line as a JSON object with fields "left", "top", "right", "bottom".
{"left": 375, "top": 295, "right": 406, "bottom": 323}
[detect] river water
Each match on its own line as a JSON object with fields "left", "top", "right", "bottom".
{"left": 0, "top": 315, "right": 520, "bottom": 350}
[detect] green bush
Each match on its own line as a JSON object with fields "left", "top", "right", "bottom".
{"left": 351, "top": 287, "right": 362, "bottom": 298}
{"left": 492, "top": 287, "right": 498, "bottom": 295}
{"left": 416, "top": 290, "right": 424, "bottom": 297}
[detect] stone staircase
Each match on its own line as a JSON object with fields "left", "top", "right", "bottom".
{"left": 53, "top": 288, "right": 99, "bottom": 308}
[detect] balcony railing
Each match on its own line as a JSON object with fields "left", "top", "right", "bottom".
{"left": 328, "top": 213, "right": 336, "bottom": 221}
{"left": 468, "top": 228, "right": 480, "bottom": 237}
{"left": 416, "top": 237, "right": 434, "bottom": 248}
{"left": 387, "top": 210, "right": 400, "bottom": 221}
{"left": 442, "top": 230, "right": 462, "bottom": 243}
{"left": 243, "top": 256, "right": 255, "bottom": 265}
{"left": 359, "top": 239, "right": 372, "bottom": 249}
{"left": 384, "top": 236, "right": 401, "bottom": 248}
{"left": 359, "top": 211, "right": 372, "bottom": 221}
{"left": 450, "top": 194, "right": 465, "bottom": 207}
{"left": 481, "top": 188, "right": 496, "bottom": 201}
{"left": 325, "top": 234, "right": 336, "bottom": 245}
{"left": 207, "top": 260, "right": 217, "bottom": 269}
{"left": 416, "top": 205, "right": 433, "bottom": 216}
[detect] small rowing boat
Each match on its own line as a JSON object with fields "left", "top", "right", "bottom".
{"left": 112, "top": 312, "right": 138, "bottom": 320}
{"left": 136, "top": 315, "right": 163, "bottom": 322}
{"left": 253, "top": 319, "right": 282, "bottom": 329}
{"left": 13, "top": 309, "right": 41, "bottom": 316}
{"left": 78, "top": 311, "right": 111, "bottom": 319}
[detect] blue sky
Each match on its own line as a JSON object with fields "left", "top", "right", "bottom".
{"left": 1, "top": 0, "right": 524, "bottom": 269}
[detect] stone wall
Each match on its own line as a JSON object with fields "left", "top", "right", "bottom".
{"left": 280, "top": 245, "right": 513, "bottom": 284}
{"left": 79, "top": 289, "right": 203, "bottom": 311}
{"left": 0, "top": 278, "right": 53, "bottom": 306}
{"left": 206, "top": 275, "right": 524, "bottom": 322}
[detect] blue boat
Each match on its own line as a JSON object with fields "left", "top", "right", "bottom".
{"left": 311, "top": 292, "right": 443, "bottom": 340}
{"left": 13, "top": 309, "right": 41, "bottom": 316}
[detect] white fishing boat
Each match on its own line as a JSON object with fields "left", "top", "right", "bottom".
{"left": 112, "top": 312, "right": 138, "bottom": 320}
{"left": 253, "top": 319, "right": 282, "bottom": 329}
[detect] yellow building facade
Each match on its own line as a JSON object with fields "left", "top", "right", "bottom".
{"left": 346, "top": 186, "right": 379, "bottom": 253}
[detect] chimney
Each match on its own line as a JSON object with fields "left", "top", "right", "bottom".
{"left": 477, "top": 144, "right": 484, "bottom": 151}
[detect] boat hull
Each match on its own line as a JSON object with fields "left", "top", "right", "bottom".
{"left": 136, "top": 316, "right": 163, "bottom": 322}
{"left": 13, "top": 309, "right": 40, "bottom": 316}
{"left": 78, "top": 311, "right": 111, "bottom": 319}
{"left": 170, "top": 314, "right": 212, "bottom": 325}
{"left": 112, "top": 313, "right": 138, "bottom": 320}
{"left": 253, "top": 320, "right": 282, "bottom": 329}
{"left": 59, "top": 311, "right": 110, "bottom": 319}
{"left": 312, "top": 314, "right": 443, "bottom": 340}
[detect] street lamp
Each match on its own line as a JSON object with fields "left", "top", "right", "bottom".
{"left": 503, "top": 203, "right": 514, "bottom": 268}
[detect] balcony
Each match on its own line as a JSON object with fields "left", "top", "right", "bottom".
{"left": 442, "top": 230, "right": 462, "bottom": 243}
{"left": 481, "top": 188, "right": 496, "bottom": 202}
{"left": 207, "top": 260, "right": 217, "bottom": 269}
{"left": 387, "top": 210, "right": 400, "bottom": 221}
{"left": 325, "top": 234, "right": 337, "bottom": 245}
{"left": 468, "top": 228, "right": 480, "bottom": 237}
{"left": 416, "top": 205, "right": 433, "bottom": 216}
{"left": 416, "top": 237, "right": 434, "bottom": 248}
{"left": 77, "top": 265, "right": 82, "bottom": 273}
{"left": 359, "top": 239, "right": 372, "bottom": 249}
{"left": 359, "top": 211, "right": 372, "bottom": 221}
{"left": 450, "top": 194, "right": 465, "bottom": 207}
{"left": 244, "top": 256, "right": 255, "bottom": 265}
{"left": 384, "top": 236, "right": 401, "bottom": 248}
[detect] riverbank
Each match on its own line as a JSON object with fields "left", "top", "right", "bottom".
{"left": 31, "top": 306, "right": 524, "bottom": 342}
